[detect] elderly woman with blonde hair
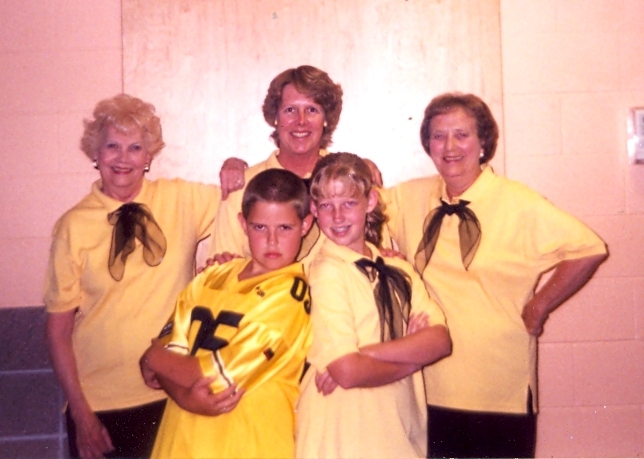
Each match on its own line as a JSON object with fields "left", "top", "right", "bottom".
{"left": 44, "top": 94, "right": 231, "bottom": 459}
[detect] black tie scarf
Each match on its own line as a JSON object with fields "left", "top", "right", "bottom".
{"left": 414, "top": 199, "right": 481, "bottom": 274}
{"left": 355, "top": 256, "right": 412, "bottom": 342}
{"left": 107, "top": 203, "right": 167, "bottom": 281}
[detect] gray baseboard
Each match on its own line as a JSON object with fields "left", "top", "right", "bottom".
{"left": 0, "top": 307, "right": 67, "bottom": 458}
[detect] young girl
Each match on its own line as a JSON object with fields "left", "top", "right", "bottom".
{"left": 295, "top": 153, "right": 451, "bottom": 458}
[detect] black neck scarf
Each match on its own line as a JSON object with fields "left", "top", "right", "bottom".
{"left": 107, "top": 203, "right": 167, "bottom": 281}
{"left": 414, "top": 199, "right": 481, "bottom": 274}
{"left": 355, "top": 256, "right": 412, "bottom": 342}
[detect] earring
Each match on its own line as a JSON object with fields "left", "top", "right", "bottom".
{"left": 93, "top": 159, "right": 99, "bottom": 169}
{"left": 323, "top": 121, "right": 328, "bottom": 128}
{"left": 274, "top": 119, "right": 278, "bottom": 126}
{"left": 144, "top": 163, "right": 150, "bottom": 172}
{"left": 479, "top": 149, "right": 484, "bottom": 159}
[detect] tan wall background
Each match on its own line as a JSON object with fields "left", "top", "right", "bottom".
{"left": 122, "top": 0, "right": 503, "bottom": 186}
{"left": 501, "top": 1, "right": 644, "bottom": 456}
{"left": 0, "top": 0, "right": 642, "bottom": 457}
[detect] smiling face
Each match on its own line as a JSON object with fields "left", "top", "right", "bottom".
{"left": 239, "top": 201, "right": 313, "bottom": 278}
{"left": 428, "top": 107, "right": 484, "bottom": 198}
{"left": 311, "top": 180, "right": 378, "bottom": 255}
{"left": 95, "top": 125, "right": 151, "bottom": 202}
{"left": 275, "top": 84, "right": 326, "bottom": 160}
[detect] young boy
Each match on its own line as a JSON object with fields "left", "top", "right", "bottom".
{"left": 140, "top": 169, "right": 314, "bottom": 459}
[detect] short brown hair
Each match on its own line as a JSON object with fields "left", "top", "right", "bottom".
{"left": 419, "top": 92, "right": 499, "bottom": 164}
{"left": 309, "top": 153, "right": 387, "bottom": 247}
{"left": 80, "top": 94, "right": 165, "bottom": 160}
{"left": 262, "top": 65, "right": 343, "bottom": 149}
{"left": 242, "top": 169, "right": 310, "bottom": 220}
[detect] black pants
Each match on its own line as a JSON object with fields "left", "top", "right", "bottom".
{"left": 66, "top": 399, "right": 166, "bottom": 459}
{"left": 427, "top": 404, "right": 536, "bottom": 458}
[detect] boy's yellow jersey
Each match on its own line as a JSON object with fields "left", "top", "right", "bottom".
{"left": 152, "top": 258, "right": 311, "bottom": 459}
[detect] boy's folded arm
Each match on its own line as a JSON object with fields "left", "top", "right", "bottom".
{"left": 326, "top": 352, "right": 419, "bottom": 389}
{"left": 141, "top": 340, "right": 203, "bottom": 389}
{"left": 359, "top": 324, "right": 451, "bottom": 366}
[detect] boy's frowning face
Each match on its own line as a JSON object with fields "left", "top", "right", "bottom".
{"left": 239, "top": 201, "right": 312, "bottom": 277}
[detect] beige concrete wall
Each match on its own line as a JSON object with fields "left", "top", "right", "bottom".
{"left": 501, "top": 0, "right": 644, "bottom": 456}
{"left": 122, "top": 0, "right": 504, "bottom": 186}
{"left": 0, "top": 1, "right": 122, "bottom": 308}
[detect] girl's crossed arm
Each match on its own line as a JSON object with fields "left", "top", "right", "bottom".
{"left": 326, "top": 352, "right": 420, "bottom": 389}
{"left": 326, "top": 315, "right": 450, "bottom": 390}
{"left": 360, "top": 264, "right": 451, "bottom": 367}
{"left": 359, "top": 314, "right": 450, "bottom": 366}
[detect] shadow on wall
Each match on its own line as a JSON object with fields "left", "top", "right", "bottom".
{"left": 0, "top": 307, "right": 67, "bottom": 459}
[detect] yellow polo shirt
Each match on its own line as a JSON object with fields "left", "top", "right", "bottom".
{"left": 208, "top": 149, "right": 329, "bottom": 272}
{"left": 296, "top": 240, "right": 445, "bottom": 459}
{"left": 44, "top": 178, "right": 220, "bottom": 411}
{"left": 386, "top": 166, "right": 606, "bottom": 414}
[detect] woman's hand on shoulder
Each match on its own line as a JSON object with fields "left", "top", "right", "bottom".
{"left": 379, "top": 247, "right": 406, "bottom": 260}
{"left": 220, "top": 157, "right": 248, "bottom": 200}
{"left": 362, "top": 158, "right": 383, "bottom": 187}
{"left": 197, "top": 252, "right": 241, "bottom": 273}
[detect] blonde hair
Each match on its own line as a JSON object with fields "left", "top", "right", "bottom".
{"left": 80, "top": 94, "right": 165, "bottom": 160}
{"left": 309, "top": 153, "right": 386, "bottom": 246}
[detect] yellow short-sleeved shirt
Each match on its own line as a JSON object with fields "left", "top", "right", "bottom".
{"left": 43, "top": 178, "right": 220, "bottom": 411}
{"left": 386, "top": 165, "right": 607, "bottom": 414}
{"left": 208, "top": 150, "right": 328, "bottom": 270}
{"left": 152, "top": 259, "right": 311, "bottom": 459}
{"left": 209, "top": 150, "right": 392, "bottom": 273}
{"left": 295, "top": 239, "right": 446, "bottom": 459}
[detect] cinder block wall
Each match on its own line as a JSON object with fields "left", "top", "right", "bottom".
{"left": 501, "top": 1, "right": 644, "bottom": 456}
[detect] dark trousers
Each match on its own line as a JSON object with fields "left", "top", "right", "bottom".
{"left": 428, "top": 404, "right": 536, "bottom": 458}
{"left": 66, "top": 399, "right": 166, "bottom": 459}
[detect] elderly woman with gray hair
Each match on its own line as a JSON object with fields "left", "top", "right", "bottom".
{"left": 386, "top": 92, "right": 607, "bottom": 458}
